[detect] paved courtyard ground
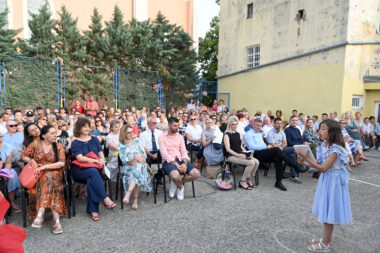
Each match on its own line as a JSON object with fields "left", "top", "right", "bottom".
{"left": 8, "top": 150, "right": 380, "bottom": 253}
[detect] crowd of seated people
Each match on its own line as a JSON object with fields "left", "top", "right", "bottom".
{"left": 0, "top": 96, "right": 379, "bottom": 234}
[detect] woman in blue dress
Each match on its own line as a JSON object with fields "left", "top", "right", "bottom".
{"left": 119, "top": 124, "right": 152, "bottom": 210}
{"left": 297, "top": 120, "right": 352, "bottom": 252}
{"left": 71, "top": 119, "right": 117, "bottom": 221}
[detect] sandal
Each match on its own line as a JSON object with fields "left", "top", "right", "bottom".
{"left": 362, "top": 157, "right": 369, "bottom": 161}
{"left": 53, "top": 218, "right": 63, "bottom": 234}
{"left": 350, "top": 162, "right": 357, "bottom": 167}
{"left": 246, "top": 178, "right": 256, "bottom": 188}
{"left": 307, "top": 241, "right": 331, "bottom": 252}
{"left": 239, "top": 181, "right": 253, "bottom": 190}
{"left": 91, "top": 213, "right": 100, "bottom": 221}
{"left": 31, "top": 212, "right": 44, "bottom": 228}
{"left": 123, "top": 190, "right": 133, "bottom": 205}
{"left": 131, "top": 197, "right": 138, "bottom": 210}
{"left": 104, "top": 201, "right": 117, "bottom": 209}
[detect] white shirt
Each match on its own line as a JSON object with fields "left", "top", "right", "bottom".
{"left": 236, "top": 121, "right": 246, "bottom": 139}
{"left": 106, "top": 132, "right": 119, "bottom": 149}
{"left": 185, "top": 124, "right": 203, "bottom": 145}
{"left": 217, "top": 105, "right": 225, "bottom": 113}
{"left": 139, "top": 128, "right": 162, "bottom": 151}
{"left": 363, "top": 123, "right": 374, "bottom": 134}
{"left": 0, "top": 125, "right": 7, "bottom": 135}
{"left": 262, "top": 125, "right": 273, "bottom": 138}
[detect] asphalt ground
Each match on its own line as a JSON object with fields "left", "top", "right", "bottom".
{"left": 7, "top": 150, "right": 380, "bottom": 253}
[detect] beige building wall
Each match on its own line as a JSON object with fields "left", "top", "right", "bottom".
{"left": 217, "top": 0, "right": 380, "bottom": 119}
{"left": 3, "top": 0, "right": 198, "bottom": 49}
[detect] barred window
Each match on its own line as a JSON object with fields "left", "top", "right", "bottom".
{"left": 352, "top": 95, "right": 364, "bottom": 110}
{"left": 247, "top": 44, "right": 260, "bottom": 68}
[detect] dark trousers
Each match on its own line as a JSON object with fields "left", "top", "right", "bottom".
{"left": 254, "top": 147, "right": 298, "bottom": 182}
{"left": 186, "top": 144, "right": 203, "bottom": 159}
{"left": 72, "top": 167, "right": 107, "bottom": 213}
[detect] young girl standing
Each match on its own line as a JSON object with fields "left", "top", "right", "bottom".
{"left": 297, "top": 119, "right": 352, "bottom": 252}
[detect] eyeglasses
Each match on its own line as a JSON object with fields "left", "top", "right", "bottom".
{"left": 190, "top": 119, "right": 196, "bottom": 121}
{"left": 96, "top": 120, "right": 102, "bottom": 122}
{"left": 114, "top": 114, "right": 119, "bottom": 116}
{"left": 340, "top": 122, "right": 346, "bottom": 125}
{"left": 127, "top": 131, "right": 134, "bottom": 134}
{"left": 8, "top": 124, "right": 17, "bottom": 127}
{"left": 42, "top": 118, "right": 47, "bottom": 121}
{"left": 74, "top": 113, "right": 80, "bottom": 116}
{"left": 231, "top": 123, "right": 238, "bottom": 126}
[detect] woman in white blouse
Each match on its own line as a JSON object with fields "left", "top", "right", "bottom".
{"left": 106, "top": 120, "right": 121, "bottom": 182}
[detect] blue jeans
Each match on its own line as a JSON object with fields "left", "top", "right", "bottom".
{"left": 8, "top": 169, "right": 21, "bottom": 192}
{"left": 283, "top": 147, "right": 297, "bottom": 177}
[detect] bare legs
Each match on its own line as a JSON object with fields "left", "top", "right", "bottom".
{"left": 169, "top": 169, "right": 200, "bottom": 190}
{"left": 308, "top": 223, "right": 333, "bottom": 250}
{"left": 122, "top": 180, "right": 141, "bottom": 210}
{"left": 8, "top": 191, "right": 21, "bottom": 211}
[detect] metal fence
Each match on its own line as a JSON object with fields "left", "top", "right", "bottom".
{"left": 115, "top": 68, "right": 162, "bottom": 110}
{"left": 0, "top": 56, "right": 61, "bottom": 111}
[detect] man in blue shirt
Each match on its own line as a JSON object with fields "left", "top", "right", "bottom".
{"left": 3, "top": 120, "right": 24, "bottom": 150}
{"left": 244, "top": 119, "right": 300, "bottom": 191}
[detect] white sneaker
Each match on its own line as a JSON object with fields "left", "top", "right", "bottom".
{"left": 177, "top": 185, "right": 185, "bottom": 200}
{"left": 169, "top": 181, "right": 177, "bottom": 198}
{"left": 378, "top": 147, "right": 380, "bottom": 151}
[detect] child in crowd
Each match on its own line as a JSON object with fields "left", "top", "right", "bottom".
{"left": 296, "top": 119, "right": 352, "bottom": 252}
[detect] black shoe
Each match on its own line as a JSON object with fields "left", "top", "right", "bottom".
{"left": 274, "top": 181, "right": 287, "bottom": 191}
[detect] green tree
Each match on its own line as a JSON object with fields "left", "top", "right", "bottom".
{"left": 0, "top": 9, "right": 20, "bottom": 58}
{"left": 17, "top": 4, "right": 56, "bottom": 58}
{"left": 149, "top": 12, "right": 198, "bottom": 107}
{"left": 198, "top": 16, "right": 219, "bottom": 81}
{"left": 54, "top": 6, "right": 84, "bottom": 64}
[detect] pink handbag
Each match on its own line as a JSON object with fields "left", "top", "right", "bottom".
{"left": 19, "top": 161, "right": 40, "bottom": 189}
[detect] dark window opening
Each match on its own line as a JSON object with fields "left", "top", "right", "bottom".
{"left": 247, "top": 3, "right": 253, "bottom": 19}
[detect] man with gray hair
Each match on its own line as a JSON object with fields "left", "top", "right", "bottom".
{"left": 329, "top": 111, "right": 339, "bottom": 122}
{"left": 139, "top": 116, "right": 162, "bottom": 166}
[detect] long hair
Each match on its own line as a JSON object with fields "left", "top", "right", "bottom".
{"left": 23, "top": 123, "right": 38, "bottom": 147}
{"left": 225, "top": 116, "right": 239, "bottom": 133}
{"left": 40, "top": 125, "right": 58, "bottom": 162}
{"left": 320, "top": 119, "right": 345, "bottom": 149}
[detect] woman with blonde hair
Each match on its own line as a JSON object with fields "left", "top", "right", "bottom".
{"left": 223, "top": 116, "right": 259, "bottom": 190}
{"left": 118, "top": 124, "right": 152, "bottom": 210}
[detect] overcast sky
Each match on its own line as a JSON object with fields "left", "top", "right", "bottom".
{"left": 199, "top": 0, "right": 220, "bottom": 38}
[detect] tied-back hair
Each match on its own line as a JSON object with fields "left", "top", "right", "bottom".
{"left": 321, "top": 119, "right": 345, "bottom": 149}
{"left": 40, "top": 125, "right": 58, "bottom": 162}
{"left": 119, "top": 124, "right": 134, "bottom": 144}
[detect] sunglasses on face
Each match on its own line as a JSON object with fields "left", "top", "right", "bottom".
{"left": 8, "top": 124, "right": 18, "bottom": 127}
{"left": 190, "top": 119, "right": 196, "bottom": 121}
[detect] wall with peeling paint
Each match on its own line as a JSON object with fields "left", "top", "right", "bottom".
{"left": 217, "top": 0, "right": 380, "bottom": 119}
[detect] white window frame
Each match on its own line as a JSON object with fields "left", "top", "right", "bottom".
{"left": 247, "top": 44, "right": 260, "bottom": 68}
{"left": 352, "top": 95, "right": 364, "bottom": 110}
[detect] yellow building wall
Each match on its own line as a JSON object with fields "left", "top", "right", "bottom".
{"left": 218, "top": 58, "right": 345, "bottom": 120}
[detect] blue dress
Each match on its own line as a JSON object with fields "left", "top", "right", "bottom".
{"left": 312, "top": 142, "right": 352, "bottom": 225}
{"left": 118, "top": 139, "right": 152, "bottom": 193}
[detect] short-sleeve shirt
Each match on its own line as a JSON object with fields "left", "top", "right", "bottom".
{"left": 267, "top": 128, "right": 286, "bottom": 146}
{"left": 3, "top": 133, "right": 24, "bottom": 150}
{"left": 71, "top": 136, "right": 103, "bottom": 161}
{"left": 185, "top": 124, "right": 203, "bottom": 145}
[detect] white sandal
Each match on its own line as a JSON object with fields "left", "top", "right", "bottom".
{"left": 308, "top": 241, "right": 332, "bottom": 252}
{"left": 31, "top": 212, "right": 44, "bottom": 228}
{"left": 53, "top": 218, "right": 63, "bottom": 234}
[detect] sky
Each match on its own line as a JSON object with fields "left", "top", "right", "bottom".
{"left": 199, "top": 0, "right": 220, "bottom": 38}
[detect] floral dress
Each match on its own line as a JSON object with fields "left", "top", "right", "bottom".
{"left": 21, "top": 140, "right": 66, "bottom": 222}
{"left": 118, "top": 139, "right": 152, "bottom": 193}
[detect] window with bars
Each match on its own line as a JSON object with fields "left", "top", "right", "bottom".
{"left": 247, "top": 3, "right": 253, "bottom": 19}
{"left": 247, "top": 44, "right": 260, "bottom": 68}
{"left": 352, "top": 95, "right": 364, "bottom": 110}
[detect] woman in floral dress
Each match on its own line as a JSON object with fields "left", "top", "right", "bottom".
{"left": 119, "top": 124, "right": 152, "bottom": 210}
{"left": 21, "top": 125, "right": 66, "bottom": 234}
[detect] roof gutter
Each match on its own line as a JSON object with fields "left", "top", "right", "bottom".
{"left": 216, "top": 41, "right": 380, "bottom": 79}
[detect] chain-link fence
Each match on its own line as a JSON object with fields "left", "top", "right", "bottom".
{"left": 0, "top": 56, "right": 60, "bottom": 111}
{"left": 116, "top": 68, "right": 161, "bottom": 110}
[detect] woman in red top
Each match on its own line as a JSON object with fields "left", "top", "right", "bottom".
{"left": 212, "top": 99, "right": 218, "bottom": 112}
{"left": 70, "top": 100, "right": 84, "bottom": 114}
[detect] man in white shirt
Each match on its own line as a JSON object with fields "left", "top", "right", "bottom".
{"left": 139, "top": 116, "right": 162, "bottom": 166}
{"left": 185, "top": 115, "right": 203, "bottom": 166}
{"left": 262, "top": 116, "right": 273, "bottom": 139}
